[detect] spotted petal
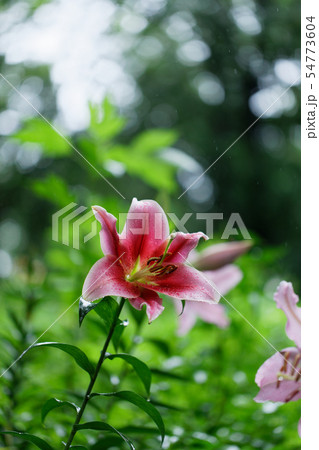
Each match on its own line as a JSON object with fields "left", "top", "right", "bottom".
{"left": 119, "top": 198, "right": 170, "bottom": 272}
{"left": 92, "top": 206, "right": 119, "bottom": 257}
{"left": 129, "top": 288, "right": 164, "bottom": 323}
{"left": 165, "top": 232, "right": 208, "bottom": 264}
{"left": 141, "top": 265, "right": 220, "bottom": 303}
{"left": 82, "top": 255, "right": 139, "bottom": 302}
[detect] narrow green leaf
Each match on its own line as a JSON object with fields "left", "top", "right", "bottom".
{"left": 106, "top": 354, "right": 151, "bottom": 395}
{"left": 150, "top": 398, "right": 184, "bottom": 411}
{"left": 74, "top": 421, "right": 135, "bottom": 450}
{"left": 119, "top": 426, "right": 159, "bottom": 435}
{"left": 0, "top": 431, "right": 53, "bottom": 450}
{"left": 146, "top": 338, "right": 171, "bottom": 356}
{"left": 41, "top": 398, "right": 79, "bottom": 423}
{"left": 91, "top": 436, "right": 123, "bottom": 449}
{"left": 151, "top": 368, "right": 189, "bottom": 381}
{"left": 90, "top": 391, "right": 165, "bottom": 443}
{"left": 23, "top": 342, "right": 94, "bottom": 378}
{"left": 111, "top": 319, "right": 128, "bottom": 351}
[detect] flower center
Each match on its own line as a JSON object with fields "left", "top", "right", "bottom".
{"left": 126, "top": 255, "right": 177, "bottom": 284}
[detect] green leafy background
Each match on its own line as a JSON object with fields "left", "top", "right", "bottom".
{"left": 0, "top": 0, "right": 300, "bottom": 448}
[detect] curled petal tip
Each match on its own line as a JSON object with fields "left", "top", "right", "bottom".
{"left": 91, "top": 205, "right": 101, "bottom": 215}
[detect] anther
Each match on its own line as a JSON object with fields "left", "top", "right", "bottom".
{"left": 164, "top": 264, "right": 177, "bottom": 274}
{"left": 285, "top": 388, "right": 300, "bottom": 403}
{"left": 147, "top": 256, "right": 162, "bottom": 266}
{"left": 290, "top": 354, "right": 301, "bottom": 376}
{"left": 280, "top": 351, "right": 290, "bottom": 374}
{"left": 295, "top": 370, "right": 301, "bottom": 382}
{"left": 149, "top": 265, "right": 164, "bottom": 274}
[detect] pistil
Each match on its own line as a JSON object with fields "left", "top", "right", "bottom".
{"left": 126, "top": 255, "right": 177, "bottom": 283}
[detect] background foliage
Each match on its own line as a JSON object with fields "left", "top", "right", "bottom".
{"left": 0, "top": 0, "right": 300, "bottom": 448}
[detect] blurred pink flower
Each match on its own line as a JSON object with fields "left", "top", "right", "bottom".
{"left": 82, "top": 198, "right": 220, "bottom": 322}
{"left": 254, "top": 281, "right": 301, "bottom": 435}
{"left": 176, "top": 241, "right": 251, "bottom": 335}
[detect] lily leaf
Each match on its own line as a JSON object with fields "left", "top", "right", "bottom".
{"left": 69, "top": 447, "right": 87, "bottom": 449}
{"left": 74, "top": 421, "right": 135, "bottom": 450}
{"left": 41, "top": 398, "right": 79, "bottom": 423}
{"left": 90, "top": 391, "right": 165, "bottom": 443}
{"left": 106, "top": 353, "right": 151, "bottom": 395}
{"left": 151, "top": 368, "right": 189, "bottom": 381}
{"left": 150, "top": 398, "right": 184, "bottom": 411}
{"left": 91, "top": 436, "right": 123, "bottom": 449}
{"left": 23, "top": 342, "right": 94, "bottom": 378}
{"left": 0, "top": 431, "right": 53, "bottom": 450}
{"left": 94, "top": 296, "right": 119, "bottom": 330}
{"left": 119, "top": 426, "right": 159, "bottom": 435}
{"left": 94, "top": 297, "right": 127, "bottom": 350}
{"left": 146, "top": 338, "right": 171, "bottom": 356}
{"left": 111, "top": 319, "right": 128, "bottom": 351}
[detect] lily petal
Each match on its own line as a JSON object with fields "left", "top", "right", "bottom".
{"left": 120, "top": 198, "right": 170, "bottom": 271}
{"left": 195, "top": 302, "right": 229, "bottom": 328}
{"left": 193, "top": 241, "right": 251, "bottom": 271}
{"left": 177, "top": 301, "right": 229, "bottom": 335}
{"left": 142, "top": 265, "right": 220, "bottom": 302}
{"left": 254, "top": 379, "right": 301, "bottom": 403}
{"left": 298, "top": 418, "right": 301, "bottom": 437}
{"left": 274, "top": 281, "right": 301, "bottom": 348}
{"left": 129, "top": 288, "right": 164, "bottom": 322}
{"left": 255, "top": 347, "right": 299, "bottom": 387}
{"left": 175, "top": 302, "right": 197, "bottom": 335}
{"left": 165, "top": 232, "right": 208, "bottom": 264}
{"left": 82, "top": 255, "right": 139, "bottom": 301}
{"left": 202, "top": 265, "right": 243, "bottom": 296}
{"left": 92, "top": 206, "right": 119, "bottom": 257}
{"left": 255, "top": 347, "right": 301, "bottom": 403}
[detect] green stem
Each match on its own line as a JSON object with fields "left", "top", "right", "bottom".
{"left": 104, "top": 318, "right": 145, "bottom": 415}
{"left": 64, "top": 297, "right": 126, "bottom": 449}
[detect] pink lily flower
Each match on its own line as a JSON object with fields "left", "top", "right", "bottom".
{"left": 254, "top": 281, "right": 301, "bottom": 434}
{"left": 176, "top": 241, "right": 251, "bottom": 335}
{"left": 82, "top": 198, "right": 220, "bottom": 322}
